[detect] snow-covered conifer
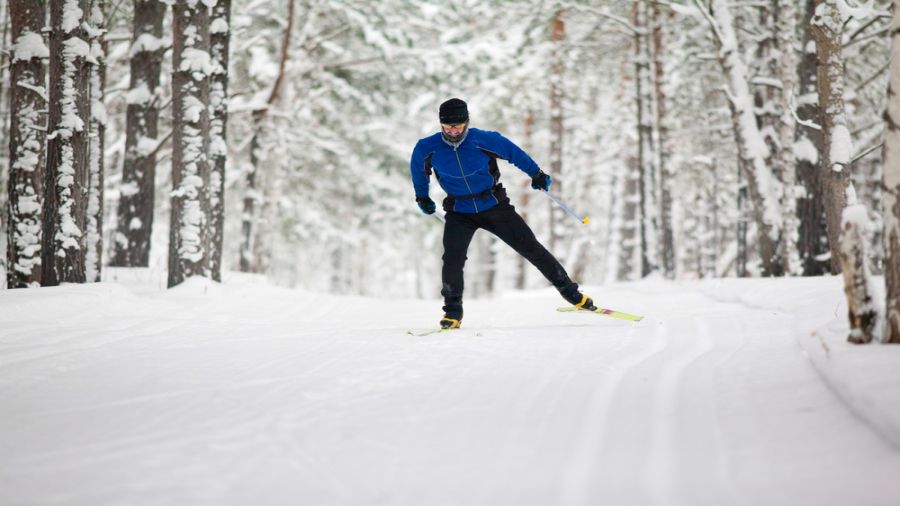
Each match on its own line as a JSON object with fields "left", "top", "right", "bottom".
{"left": 168, "top": 0, "right": 212, "bottom": 287}
{"left": 111, "top": 0, "right": 168, "bottom": 268}
{"left": 42, "top": 0, "right": 93, "bottom": 285}
{"left": 85, "top": 0, "right": 106, "bottom": 282}
{"left": 208, "top": 0, "right": 230, "bottom": 282}
{"left": 7, "top": 0, "right": 47, "bottom": 288}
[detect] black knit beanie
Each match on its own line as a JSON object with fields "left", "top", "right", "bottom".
{"left": 439, "top": 98, "right": 468, "bottom": 124}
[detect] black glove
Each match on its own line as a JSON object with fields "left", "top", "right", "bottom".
{"left": 531, "top": 171, "right": 552, "bottom": 191}
{"left": 416, "top": 196, "right": 436, "bottom": 215}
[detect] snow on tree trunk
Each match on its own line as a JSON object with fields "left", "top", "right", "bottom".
{"left": 651, "top": 2, "right": 675, "bottom": 279}
{"left": 42, "top": 0, "right": 93, "bottom": 286}
{"left": 85, "top": 0, "right": 105, "bottom": 283}
{"left": 208, "top": 0, "right": 230, "bottom": 282}
{"left": 548, "top": 9, "right": 565, "bottom": 255}
{"left": 7, "top": 0, "right": 47, "bottom": 288}
{"left": 111, "top": 0, "right": 167, "bottom": 268}
{"left": 811, "top": 0, "right": 853, "bottom": 274}
{"left": 776, "top": 0, "right": 802, "bottom": 276}
{"left": 883, "top": 0, "right": 900, "bottom": 344}
{"left": 708, "top": 0, "right": 783, "bottom": 277}
{"left": 840, "top": 189, "right": 878, "bottom": 344}
{"left": 168, "top": 0, "right": 212, "bottom": 288}
{"left": 796, "top": 0, "right": 831, "bottom": 276}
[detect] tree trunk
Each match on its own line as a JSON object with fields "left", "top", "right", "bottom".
{"left": 634, "top": 1, "right": 657, "bottom": 278}
{"left": 208, "top": 0, "right": 231, "bottom": 282}
{"left": 811, "top": 0, "right": 852, "bottom": 274}
{"left": 841, "top": 191, "right": 878, "bottom": 344}
{"left": 618, "top": 155, "right": 640, "bottom": 281}
{"left": 42, "top": 0, "right": 92, "bottom": 285}
{"left": 776, "top": 0, "right": 801, "bottom": 275}
{"left": 240, "top": 114, "right": 263, "bottom": 273}
{"left": 651, "top": 2, "right": 675, "bottom": 279}
{"left": 709, "top": 0, "right": 783, "bottom": 277}
{"left": 6, "top": 0, "right": 46, "bottom": 288}
{"left": 548, "top": 9, "right": 565, "bottom": 254}
{"left": 882, "top": 0, "right": 900, "bottom": 344}
{"left": 111, "top": 0, "right": 166, "bottom": 268}
{"left": 796, "top": 0, "right": 831, "bottom": 276}
{"left": 168, "top": 1, "right": 211, "bottom": 287}
{"left": 85, "top": 0, "right": 106, "bottom": 282}
{"left": 240, "top": 0, "right": 293, "bottom": 274}
{"left": 753, "top": 2, "right": 785, "bottom": 274}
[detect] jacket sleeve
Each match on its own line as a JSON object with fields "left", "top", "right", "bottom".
{"left": 483, "top": 130, "right": 541, "bottom": 177}
{"left": 409, "top": 140, "right": 431, "bottom": 198}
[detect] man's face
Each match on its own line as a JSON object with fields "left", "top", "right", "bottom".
{"left": 441, "top": 122, "right": 467, "bottom": 141}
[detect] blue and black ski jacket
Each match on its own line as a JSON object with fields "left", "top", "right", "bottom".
{"left": 410, "top": 128, "right": 541, "bottom": 214}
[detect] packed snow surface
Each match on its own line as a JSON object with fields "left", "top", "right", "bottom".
{"left": 2, "top": 271, "right": 900, "bottom": 505}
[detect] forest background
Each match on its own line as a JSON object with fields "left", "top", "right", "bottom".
{"left": 2, "top": 0, "right": 899, "bottom": 344}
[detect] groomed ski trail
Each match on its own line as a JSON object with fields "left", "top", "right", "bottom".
{"left": 2, "top": 278, "right": 900, "bottom": 505}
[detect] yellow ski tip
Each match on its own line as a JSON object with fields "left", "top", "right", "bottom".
{"left": 582, "top": 217, "right": 590, "bottom": 224}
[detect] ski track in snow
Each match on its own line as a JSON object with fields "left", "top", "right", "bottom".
{"left": 2, "top": 279, "right": 900, "bottom": 505}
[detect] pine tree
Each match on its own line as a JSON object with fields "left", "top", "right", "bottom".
{"left": 42, "top": 0, "right": 93, "bottom": 285}
{"left": 7, "top": 0, "right": 47, "bottom": 288}
{"left": 85, "top": 0, "right": 106, "bottom": 282}
{"left": 208, "top": 0, "right": 231, "bottom": 282}
{"left": 168, "top": 0, "right": 212, "bottom": 287}
{"left": 111, "top": 0, "right": 167, "bottom": 268}
{"left": 795, "top": 0, "right": 830, "bottom": 276}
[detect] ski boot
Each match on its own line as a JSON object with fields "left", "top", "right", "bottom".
{"left": 439, "top": 312, "right": 462, "bottom": 330}
{"left": 573, "top": 294, "right": 597, "bottom": 311}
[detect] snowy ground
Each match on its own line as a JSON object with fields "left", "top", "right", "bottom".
{"left": 2, "top": 271, "right": 900, "bottom": 506}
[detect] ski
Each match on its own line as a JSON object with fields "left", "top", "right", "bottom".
{"left": 407, "top": 328, "right": 459, "bottom": 337}
{"left": 557, "top": 306, "right": 644, "bottom": 322}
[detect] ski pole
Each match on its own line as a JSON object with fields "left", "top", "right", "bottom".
{"left": 541, "top": 190, "right": 589, "bottom": 225}
{"left": 432, "top": 212, "right": 446, "bottom": 224}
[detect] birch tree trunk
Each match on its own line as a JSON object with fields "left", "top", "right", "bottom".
{"left": 882, "top": 0, "right": 900, "bottom": 344}
{"left": 168, "top": 0, "right": 211, "bottom": 287}
{"left": 811, "top": 0, "right": 876, "bottom": 342}
{"left": 85, "top": 0, "right": 106, "bottom": 282}
{"left": 811, "top": 0, "right": 852, "bottom": 274}
{"left": 708, "top": 0, "right": 783, "bottom": 277}
{"left": 796, "top": 0, "right": 831, "bottom": 276}
{"left": 776, "top": 0, "right": 801, "bottom": 275}
{"left": 208, "top": 0, "right": 231, "bottom": 282}
{"left": 7, "top": 0, "right": 47, "bottom": 288}
{"left": 42, "top": 0, "right": 92, "bottom": 285}
{"left": 841, "top": 190, "right": 878, "bottom": 344}
{"left": 111, "top": 0, "right": 166, "bottom": 268}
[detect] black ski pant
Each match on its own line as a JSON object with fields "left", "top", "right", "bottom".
{"left": 441, "top": 202, "right": 579, "bottom": 318}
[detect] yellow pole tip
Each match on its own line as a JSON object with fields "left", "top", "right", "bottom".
{"left": 582, "top": 217, "right": 590, "bottom": 224}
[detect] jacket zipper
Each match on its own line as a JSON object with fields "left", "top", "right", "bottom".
{"left": 454, "top": 145, "right": 479, "bottom": 213}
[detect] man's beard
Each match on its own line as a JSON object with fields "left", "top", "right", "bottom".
{"left": 441, "top": 125, "right": 468, "bottom": 144}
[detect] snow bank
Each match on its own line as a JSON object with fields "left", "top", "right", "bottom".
{"left": 697, "top": 276, "right": 900, "bottom": 449}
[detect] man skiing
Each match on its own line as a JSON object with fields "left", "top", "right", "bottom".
{"left": 410, "top": 98, "right": 596, "bottom": 330}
